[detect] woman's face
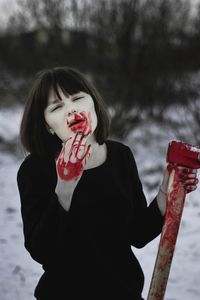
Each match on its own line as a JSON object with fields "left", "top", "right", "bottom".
{"left": 44, "top": 87, "right": 98, "bottom": 142}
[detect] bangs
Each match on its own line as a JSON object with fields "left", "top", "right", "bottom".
{"left": 37, "top": 67, "right": 91, "bottom": 109}
{"left": 49, "top": 68, "right": 91, "bottom": 101}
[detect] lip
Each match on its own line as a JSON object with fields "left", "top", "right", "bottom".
{"left": 69, "top": 119, "right": 84, "bottom": 127}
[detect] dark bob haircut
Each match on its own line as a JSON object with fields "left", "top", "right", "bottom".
{"left": 20, "top": 66, "right": 110, "bottom": 158}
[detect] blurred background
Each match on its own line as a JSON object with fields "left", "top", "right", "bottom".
{"left": 0, "top": 0, "right": 200, "bottom": 299}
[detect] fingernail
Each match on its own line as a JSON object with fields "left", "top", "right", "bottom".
{"left": 189, "top": 186, "right": 197, "bottom": 191}
{"left": 192, "top": 169, "right": 197, "bottom": 174}
{"left": 186, "top": 186, "right": 193, "bottom": 191}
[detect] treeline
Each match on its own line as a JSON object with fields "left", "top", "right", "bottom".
{"left": 1, "top": 0, "right": 200, "bottom": 137}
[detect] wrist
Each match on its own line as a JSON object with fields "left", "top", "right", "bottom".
{"left": 159, "top": 186, "right": 167, "bottom": 196}
{"left": 157, "top": 186, "right": 167, "bottom": 216}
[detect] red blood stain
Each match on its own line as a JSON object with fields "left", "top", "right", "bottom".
{"left": 67, "top": 112, "right": 92, "bottom": 136}
{"left": 57, "top": 112, "right": 92, "bottom": 181}
{"left": 148, "top": 166, "right": 187, "bottom": 299}
{"left": 160, "top": 166, "right": 185, "bottom": 251}
{"left": 167, "top": 140, "right": 200, "bottom": 169}
{"left": 148, "top": 140, "right": 200, "bottom": 300}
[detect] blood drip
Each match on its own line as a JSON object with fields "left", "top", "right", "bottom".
{"left": 68, "top": 112, "right": 92, "bottom": 136}
{"left": 160, "top": 166, "right": 185, "bottom": 252}
{"left": 148, "top": 140, "right": 200, "bottom": 300}
{"left": 167, "top": 140, "right": 200, "bottom": 169}
{"left": 57, "top": 119, "right": 91, "bottom": 181}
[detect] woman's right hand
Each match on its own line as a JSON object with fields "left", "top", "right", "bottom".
{"left": 55, "top": 110, "right": 92, "bottom": 210}
{"left": 55, "top": 131, "right": 91, "bottom": 211}
{"left": 56, "top": 130, "right": 91, "bottom": 181}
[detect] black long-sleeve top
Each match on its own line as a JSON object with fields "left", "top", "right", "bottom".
{"left": 17, "top": 139, "right": 164, "bottom": 300}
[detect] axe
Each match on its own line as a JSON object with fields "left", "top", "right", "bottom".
{"left": 147, "top": 140, "right": 200, "bottom": 300}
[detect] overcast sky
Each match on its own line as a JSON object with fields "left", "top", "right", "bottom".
{"left": 0, "top": 0, "right": 199, "bottom": 32}
{"left": 0, "top": 0, "right": 18, "bottom": 30}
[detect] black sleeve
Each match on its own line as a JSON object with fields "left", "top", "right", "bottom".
{"left": 17, "top": 155, "right": 69, "bottom": 265}
{"left": 126, "top": 146, "right": 164, "bottom": 248}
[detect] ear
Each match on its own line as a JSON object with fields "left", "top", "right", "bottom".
{"left": 46, "top": 124, "right": 55, "bottom": 135}
{"left": 49, "top": 128, "right": 55, "bottom": 135}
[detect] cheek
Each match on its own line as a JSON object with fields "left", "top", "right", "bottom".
{"left": 44, "top": 113, "right": 59, "bottom": 130}
{"left": 44, "top": 112, "right": 70, "bottom": 141}
{"left": 89, "top": 105, "right": 98, "bottom": 129}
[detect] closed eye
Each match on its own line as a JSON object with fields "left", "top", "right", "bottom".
{"left": 51, "top": 104, "right": 62, "bottom": 112}
{"left": 73, "top": 96, "right": 84, "bottom": 102}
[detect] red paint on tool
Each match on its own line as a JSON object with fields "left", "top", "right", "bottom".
{"left": 147, "top": 140, "right": 200, "bottom": 300}
{"left": 148, "top": 166, "right": 186, "bottom": 299}
{"left": 167, "top": 140, "right": 200, "bottom": 169}
{"left": 160, "top": 167, "right": 185, "bottom": 254}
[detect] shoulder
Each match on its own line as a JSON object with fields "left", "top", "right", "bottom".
{"left": 17, "top": 154, "right": 42, "bottom": 175}
{"left": 106, "top": 139, "right": 133, "bottom": 158}
{"left": 106, "top": 139, "right": 138, "bottom": 170}
{"left": 106, "top": 139, "right": 131, "bottom": 151}
{"left": 106, "top": 139, "right": 136, "bottom": 165}
{"left": 17, "top": 153, "right": 55, "bottom": 182}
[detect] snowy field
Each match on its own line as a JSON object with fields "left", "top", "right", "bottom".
{"left": 0, "top": 106, "right": 200, "bottom": 300}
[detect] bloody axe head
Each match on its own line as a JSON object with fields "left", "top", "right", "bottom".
{"left": 167, "top": 140, "right": 200, "bottom": 169}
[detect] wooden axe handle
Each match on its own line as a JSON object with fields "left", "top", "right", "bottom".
{"left": 147, "top": 140, "right": 200, "bottom": 300}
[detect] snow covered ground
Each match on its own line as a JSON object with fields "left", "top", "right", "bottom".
{"left": 0, "top": 106, "right": 199, "bottom": 300}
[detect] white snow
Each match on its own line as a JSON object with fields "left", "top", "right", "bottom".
{"left": 0, "top": 106, "right": 22, "bottom": 142}
{"left": 0, "top": 106, "right": 200, "bottom": 300}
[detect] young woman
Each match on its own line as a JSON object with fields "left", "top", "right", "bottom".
{"left": 17, "top": 67, "right": 198, "bottom": 300}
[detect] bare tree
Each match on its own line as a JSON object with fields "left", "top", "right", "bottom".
{"left": 6, "top": 0, "right": 72, "bottom": 33}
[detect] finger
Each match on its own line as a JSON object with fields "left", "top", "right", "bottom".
{"left": 186, "top": 185, "right": 197, "bottom": 193}
{"left": 178, "top": 167, "right": 198, "bottom": 179}
{"left": 69, "top": 134, "right": 81, "bottom": 162}
{"left": 76, "top": 144, "right": 87, "bottom": 159}
{"left": 180, "top": 167, "right": 191, "bottom": 173}
{"left": 77, "top": 138, "right": 91, "bottom": 160}
{"left": 81, "top": 144, "right": 91, "bottom": 162}
{"left": 77, "top": 132, "right": 88, "bottom": 145}
{"left": 64, "top": 136, "right": 77, "bottom": 162}
{"left": 71, "top": 132, "right": 81, "bottom": 154}
{"left": 62, "top": 132, "right": 80, "bottom": 162}
{"left": 70, "top": 148, "right": 77, "bottom": 163}
{"left": 177, "top": 166, "right": 193, "bottom": 173}
{"left": 74, "top": 133, "right": 85, "bottom": 157}
{"left": 71, "top": 132, "right": 90, "bottom": 160}
{"left": 179, "top": 173, "right": 198, "bottom": 181}
{"left": 187, "top": 173, "right": 198, "bottom": 178}
{"left": 183, "top": 178, "right": 199, "bottom": 185}
{"left": 192, "top": 169, "right": 198, "bottom": 174}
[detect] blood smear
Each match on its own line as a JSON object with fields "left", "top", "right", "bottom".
{"left": 57, "top": 131, "right": 91, "bottom": 181}
{"left": 167, "top": 140, "right": 200, "bottom": 169}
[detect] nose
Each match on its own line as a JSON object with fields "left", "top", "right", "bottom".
{"left": 66, "top": 109, "right": 77, "bottom": 117}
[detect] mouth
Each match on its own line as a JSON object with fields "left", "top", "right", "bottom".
{"left": 69, "top": 119, "right": 84, "bottom": 127}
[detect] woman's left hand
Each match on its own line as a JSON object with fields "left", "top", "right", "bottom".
{"left": 161, "top": 165, "right": 199, "bottom": 194}
{"left": 157, "top": 165, "right": 199, "bottom": 215}
{"left": 178, "top": 166, "right": 199, "bottom": 193}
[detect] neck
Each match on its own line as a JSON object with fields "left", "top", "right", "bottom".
{"left": 87, "top": 134, "right": 100, "bottom": 161}
{"left": 87, "top": 134, "right": 97, "bottom": 146}
{"left": 85, "top": 135, "right": 106, "bottom": 169}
